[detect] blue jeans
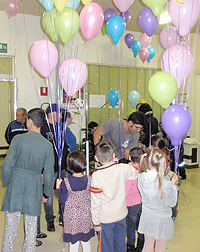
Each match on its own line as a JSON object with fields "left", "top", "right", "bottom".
{"left": 126, "top": 203, "right": 144, "bottom": 245}
{"left": 101, "top": 217, "right": 127, "bottom": 252}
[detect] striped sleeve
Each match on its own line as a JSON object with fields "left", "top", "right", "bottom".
{"left": 90, "top": 186, "right": 103, "bottom": 194}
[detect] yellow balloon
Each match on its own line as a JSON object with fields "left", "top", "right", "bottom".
{"left": 176, "top": 0, "right": 184, "bottom": 3}
{"left": 81, "top": 0, "right": 92, "bottom": 5}
{"left": 42, "top": 8, "right": 59, "bottom": 43}
{"left": 52, "top": 0, "right": 70, "bottom": 12}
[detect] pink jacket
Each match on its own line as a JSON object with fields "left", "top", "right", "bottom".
{"left": 126, "top": 166, "right": 141, "bottom": 207}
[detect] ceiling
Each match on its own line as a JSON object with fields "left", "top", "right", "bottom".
{"left": 0, "top": 0, "right": 154, "bottom": 33}
{"left": 0, "top": 0, "right": 198, "bottom": 34}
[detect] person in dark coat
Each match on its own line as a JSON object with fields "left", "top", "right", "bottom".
{"left": 139, "top": 103, "right": 159, "bottom": 147}
{"left": 1, "top": 108, "right": 54, "bottom": 252}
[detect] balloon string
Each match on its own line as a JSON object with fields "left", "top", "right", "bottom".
{"left": 158, "top": 25, "right": 165, "bottom": 72}
{"left": 185, "top": 16, "right": 200, "bottom": 106}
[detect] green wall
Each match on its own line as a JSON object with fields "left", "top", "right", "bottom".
{"left": 87, "top": 64, "right": 163, "bottom": 125}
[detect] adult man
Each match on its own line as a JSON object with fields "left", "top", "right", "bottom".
{"left": 93, "top": 111, "right": 146, "bottom": 162}
{"left": 1, "top": 108, "right": 54, "bottom": 252}
{"left": 5, "top": 107, "right": 28, "bottom": 144}
{"left": 40, "top": 103, "right": 69, "bottom": 231}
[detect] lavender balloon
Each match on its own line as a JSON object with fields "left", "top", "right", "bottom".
{"left": 161, "top": 104, "right": 191, "bottom": 146}
{"left": 104, "top": 8, "right": 117, "bottom": 23}
{"left": 138, "top": 7, "right": 159, "bottom": 37}
{"left": 124, "top": 33, "right": 135, "bottom": 49}
{"left": 120, "top": 10, "right": 131, "bottom": 24}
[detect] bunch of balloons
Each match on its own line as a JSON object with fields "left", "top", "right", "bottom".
{"left": 29, "top": 39, "right": 88, "bottom": 98}
{"left": 102, "top": 0, "right": 135, "bottom": 45}
{"left": 124, "top": 32, "right": 155, "bottom": 63}
{"left": 159, "top": 0, "right": 200, "bottom": 89}
{"left": 38, "top": 0, "right": 92, "bottom": 13}
{"left": 41, "top": 2, "right": 104, "bottom": 44}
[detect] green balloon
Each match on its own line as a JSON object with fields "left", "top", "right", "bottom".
{"left": 127, "top": 107, "right": 135, "bottom": 119}
{"left": 101, "top": 23, "right": 107, "bottom": 36}
{"left": 54, "top": 7, "right": 80, "bottom": 44}
{"left": 142, "top": 0, "right": 165, "bottom": 17}
{"left": 148, "top": 71, "right": 177, "bottom": 109}
{"left": 42, "top": 8, "right": 59, "bottom": 43}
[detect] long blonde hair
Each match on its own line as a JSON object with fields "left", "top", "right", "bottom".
{"left": 139, "top": 148, "right": 166, "bottom": 198}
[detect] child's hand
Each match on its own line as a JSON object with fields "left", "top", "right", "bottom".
{"left": 56, "top": 179, "right": 62, "bottom": 189}
{"left": 171, "top": 174, "right": 179, "bottom": 185}
{"left": 42, "top": 196, "right": 47, "bottom": 203}
{"left": 94, "top": 225, "right": 102, "bottom": 232}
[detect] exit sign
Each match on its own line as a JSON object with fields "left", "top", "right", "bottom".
{"left": 0, "top": 43, "right": 7, "bottom": 53}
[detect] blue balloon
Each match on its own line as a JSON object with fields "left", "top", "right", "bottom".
{"left": 106, "top": 15, "right": 126, "bottom": 45}
{"left": 66, "top": 0, "right": 80, "bottom": 10}
{"left": 131, "top": 40, "right": 141, "bottom": 57}
{"left": 128, "top": 90, "right": 140, "bottom": 108}
{"left": 108, "top": 90, "right": 120, "bottom": 108}
{"left": 147, "top": 47, "right": 156, "bottom": 62}
{"left": 39, "top": 0, "right": 54, "bottom": 12}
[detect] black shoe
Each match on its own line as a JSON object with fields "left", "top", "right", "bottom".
{"left": 127, "top": 244, "right": 135, "bottom": 252}
{"left": 36, "top": 232, "right": 47, "bottom": 239}
{"left": 135, "top": 239, "right": 144, "bottom": 252}
{"left": 36, "top": 240, "right": 42, "bottom": 247}
{"left": 47, "top": 219, "right": 55, "bottom": 232}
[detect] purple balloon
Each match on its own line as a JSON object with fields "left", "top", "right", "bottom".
{"left": 161, "top": 104, "right": 191, "bottom": 146}
{"left": 124, "top": 33, "right": 135, "bottom": 49}
{"left": 120, "top": 10, "right": 131, "bottom": 24}
{"left": 138, "top": 7, "right": 159, "bottom": 37}
{"left": 104, "top": 8, "right": 117, "bottom": 23}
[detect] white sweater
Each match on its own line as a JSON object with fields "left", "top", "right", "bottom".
{"left": 90, "top": 162, "right": 138, "bottom": 226}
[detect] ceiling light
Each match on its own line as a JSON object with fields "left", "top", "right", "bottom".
{"left": 159, "top": 12, "right": 171, "bottom": 25}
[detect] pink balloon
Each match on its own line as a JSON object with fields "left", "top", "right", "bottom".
{"left": 30, "top": 40, "right": 58, "bottom": 79}
{"left": 80, "top": 3, "right": 104, "bottom": 42}
{"left": 113, "top": 0, "right": 134, "bottom": 13}
{"left": 139, "top": 33, "right": 152, "bottom": 48}
{"left": 161, "top": 44, "right": 192, "bottom": 89}
{"left": 139, "top": 48, "right": 149, "bottom": 63}
{"left": 5, "top": 0, "right": 20, "bottom": 17}
{"left": 59, "top": 58, "right": 88, "bottom": 97}
{"left": 160, "top": 26, "right": 178, "bottom": 50}
{"left": 169, "top": 0, "right": 200, "bottom": 38}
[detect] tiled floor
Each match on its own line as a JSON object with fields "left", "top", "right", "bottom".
{"left": 0, "top": 157, "right": 200, "bottom": 251}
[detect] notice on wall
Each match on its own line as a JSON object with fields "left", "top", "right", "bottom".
{"left": 90, "top": 95, "right": 105, "bottom": 108}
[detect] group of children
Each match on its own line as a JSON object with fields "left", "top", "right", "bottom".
{"left": 56, "top": 134, "right": 179, "bottom": 252}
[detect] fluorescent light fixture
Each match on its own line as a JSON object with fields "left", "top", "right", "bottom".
{"left": 159, "top": 12, "right": 171, "bottom": 25}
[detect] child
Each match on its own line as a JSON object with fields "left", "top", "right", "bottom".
{"left": 90, "top": 140, "right": 138, "bottom": 252}
{"left": 151, "top": 134, "right": 181, "bottom": 221}
{"left": 138, "top": 148, "right": 178, "bottom": 252}
{"left": 126, "top": 147, "right": 145, "bottom": 252}
{"left": 56, "top": 151, "right": 95, "bottom": 252}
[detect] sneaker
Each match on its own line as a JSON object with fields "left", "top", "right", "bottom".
{"left": 47, "top": 219, "right": 55, "bottom": 232}
{"left": 127, "top": 244, "right": 135, "bottom": 252}
{"left": 36, "top": 232, "right": 47, "bottom": 239}
{"left": 36, "top": 240, "right": 42, "bottom": 247}
{"left": 135, "top": 239, "right": 144, "bottom": 252}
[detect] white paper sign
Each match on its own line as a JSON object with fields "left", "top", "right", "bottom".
{"left": 90, "top": 95, "right": 106, "bottom": 108}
